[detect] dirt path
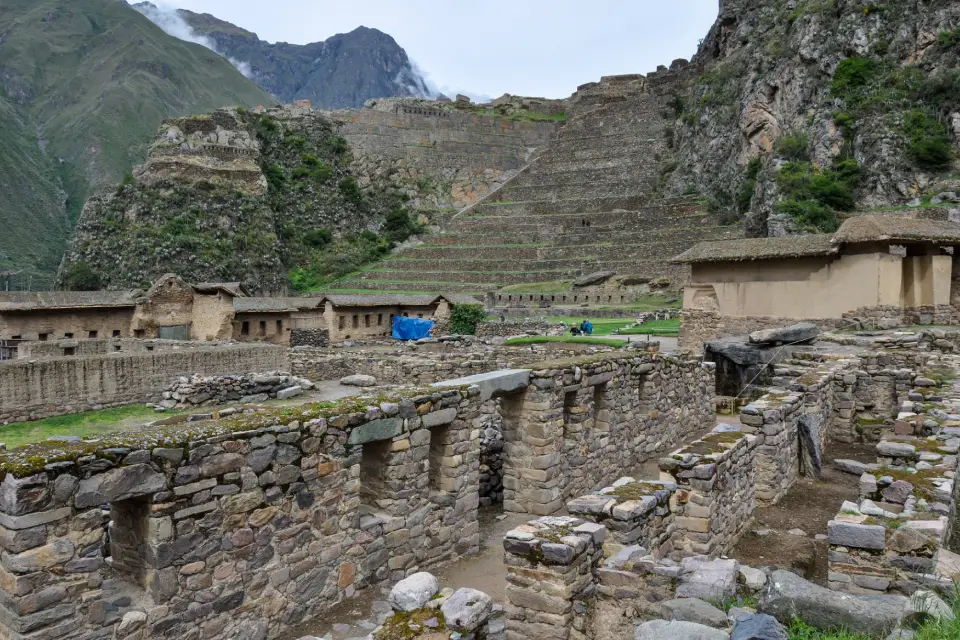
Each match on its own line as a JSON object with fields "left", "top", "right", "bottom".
{"left": 730, "top": 440, "right": 875, "bottom": 585}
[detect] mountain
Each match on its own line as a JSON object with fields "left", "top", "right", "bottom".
{"left": 664, "top": 0, "right": 960, "bottom": 236}
{"left": 132, "top": 3, "right": 434, "bottom": 109}
{"left": 60, "top": 105, "right": 417, "bottom": 293}
{"left": 0, "top": 0, "right": 272, "bottom": 288}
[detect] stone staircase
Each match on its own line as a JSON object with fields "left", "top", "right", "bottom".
{"left": 334, "top": 75, "right": 742, "bottom": 295}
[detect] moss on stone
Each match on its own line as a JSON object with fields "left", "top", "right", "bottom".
{"left": 373, "top": 609, "right": 448, "bottom": 639}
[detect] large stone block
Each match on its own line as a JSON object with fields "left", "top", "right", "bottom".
{"left": 348, "top": 418, "right": 404, "bottom": 445}
{"left": 75, "top": 464, "right": 167, "bottom": 508}
{"left": 827, "top": 521, "right": 885, "bottom": 550}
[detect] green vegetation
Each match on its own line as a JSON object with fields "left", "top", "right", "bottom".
{"left": 545, "top": 317, "right": 634, "bottom": 335}
{"left": 450, "top": 304, "right": 487, "bottom": 335}
{"left": 504, "top": 336, "right": 625, "bottom": 347}
{"left": 616, "top": 318, "right": 680, "bottom": 336}
{"left": 775, "top": 158, "right": 861, "bottom": 232}
{"left": 454, "top": 103, "right": 566, "bottom": 123}
{"left": 0, "top": 405, "right": 176, "bottom": 449}
{"left": 904, "top": 109, "right": 954, "bottom": 170}
{"left": 775, "top": 132, "right": 811, "bottom": 161}
{"left": 785, "top": 597, "right": 960, "bottom": 639}
{"left": 60, "top": 261, "right": 102, "bottom": 291}
{"left": 736, "top": 157, "right": 763, "bottom": 214}
{"left": 0, "top": 0, "right": 272, "bottom": 288}
{"left": 938, "top": 27, "right": 960, "bottom": 50}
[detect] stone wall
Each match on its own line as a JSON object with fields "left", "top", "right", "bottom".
{"left": 679, "top": 309, "right": 853, "bottom": 353}
{"left": 503, "top": 354, "right": 714, "bottom": 515}
{"left": 289, "top": 328, "right": 329, "bottom": 348}
{"left": 0, "top": 343, "right": 288, "bottom": 424}
{"left": 16, "top": 337, "right": 240, "bottom": 359}
{"left": 159, "top": 372, "right": 315, "bottom": 409}
{"left": 475, "top": 320, "right": 558, "bottom": 338}
{"left": 0, "top": 387, "right": 482, "bottom": 640}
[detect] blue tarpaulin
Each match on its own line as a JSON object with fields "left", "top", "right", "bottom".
{"left": 392, "top": 316, "right": 435, "bottom": 340}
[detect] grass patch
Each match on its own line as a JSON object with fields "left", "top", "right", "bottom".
{"left": 504, "top": 336, "right": 625, "bottom": 348}
{"left": 0, "top": 405, "right": 176, "bottom": 449}
{"left": 786, "top": 594, "right": 960, "bottom": 638}
{"left": 617, "top": 318, "right": 680, "bottom": 337}
{"left": 544, "top": 317, "right": 635, "bottom": 335}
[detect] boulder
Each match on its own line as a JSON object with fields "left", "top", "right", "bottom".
{"left": 739, "top": 566, "right": 767, "bottom": 591}
{"left": 275, "top": 386, "right": 302, "bottom": 400}
{"left": 389, "top": 572, "right": 439, "bottom": 612}
{"left": 748, "top": 323, "right": 819, "bottom": 346}
{"left": 882, "top": 480, "right": 914, "bottom": 505}
{"left": 660, "top": 598, "right": 728, "bottom": 628}
{"left": 833, "top": 459, "right": 869, "bottom": 475}
{"left": 677, "top": 557, "right": 739, "bottom": 600}
{"left": 877, "top": 441, "right": 916, "bottom": 458}
{"left": 635, "top": 620, "right": 729, "bottom": 640}
{"left": 798, "top": 415, "right": 822, "bottom": 479}
{"left": 440, "top": 588, "right": 493, "bottom": 632}
{"left": 340, "top": 374, "right": 377, "bottom": 387}
{"left": 760, "top": 569, "right": 908, "bottom": 636}
{"left": 732, "top": 613, "right": 788, "bottom": 640}
{"left": 573, "top": 271, "right": 616, "bottom": 288}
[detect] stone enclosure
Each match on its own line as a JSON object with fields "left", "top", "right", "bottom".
{"left": 0, "top": 349, "right": 715, "bottom": 640}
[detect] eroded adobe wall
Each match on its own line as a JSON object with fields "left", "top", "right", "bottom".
{"left": 0, "top": 344, "right": 288, "bottom": 424}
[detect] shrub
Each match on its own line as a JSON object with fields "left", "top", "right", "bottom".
{"left": 774, "top": 199, "right": 840, "bottom": 232}
{"left": 263, "top": 163, "right": 285, "bottom": 191}
{"left": 382, "top": 206, "right": 419, "bottom": 244}
{"left": 324, "top": 136, "right": 349, "bottom": 156}
{"left": 775, "top": 132, "right": 811, "bottom": 161}
{"left": 831, "top": 57, "right": 878, "bottom": 99}
{"left": 450, "top": 304, "right": 487, "bottom": 335}
{"left": 904, "top": 109, "right": 954, "bottom": 171}
{"left": 303, "top": 228, "right": 332, "bottom": 249}
{"left": 736, "top": 157, "right": 762, "bottom": 213}
{"left": 938, "top": 28, "right": 960, "bottom": 49}
{"left": 339, "top": 176, "right": 363, "bottom": 205}
{"left": 61, "top": 262, "right": 102, "bottom": 291}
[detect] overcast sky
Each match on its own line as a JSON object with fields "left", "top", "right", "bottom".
{"left": 163, "top": 1, "right": 720, "bottom": 99}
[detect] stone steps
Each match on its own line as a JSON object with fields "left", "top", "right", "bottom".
{"left": 354, "top": 268, "right": 581, "bottom": 284}
{"left": 521, "top": 165, "right": 661, "bottom": 187}
{"left": 333, "top": 279, "right": 487, "bottom": 294}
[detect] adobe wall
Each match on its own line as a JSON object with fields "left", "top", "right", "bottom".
{"left": 0, "top": 307, "right": 135, "bottom": 342}
{"left": 0, "top": 343, "right": 288, "bottom": 424}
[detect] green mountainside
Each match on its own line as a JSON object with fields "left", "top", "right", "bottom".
{"left": 60, "top": 106, "right": 417, "bottom": 293}
{"left": 0, "top": 0, "right": 272, "bottom": 288}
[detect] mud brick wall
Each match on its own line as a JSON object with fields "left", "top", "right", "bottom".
{"left": 504, "top": 354, "right": 714, "bottom": 515}
{"left": 0, "top": 343, "right": 288, "bottom": 425}
{"left": 0, "top": 387, "right": 483, "bottom": 640}
{"left": 503, "top": 516, "right": 604, "bottom": 640}
{"left": 659, "top": 428, "right": 758, "bottom": 558}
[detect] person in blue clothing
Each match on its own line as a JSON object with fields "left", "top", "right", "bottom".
{"left": 579, "top": 320, "right": 594, "bottom": 335}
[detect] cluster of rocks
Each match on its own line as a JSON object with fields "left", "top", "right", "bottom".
{"left": 290, "top": 328, "right": 330, "bottom": 348}
{"left": 154, "top": 372, "right": 314, "bottom": 408}
{"left": 478, "top": 405, "right": 504, "bottom": 506}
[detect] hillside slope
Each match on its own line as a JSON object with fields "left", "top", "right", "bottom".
{"left": 59, "top": 105, "right": 414, "bottom": 293}
{"left": 0, "top": 0, "right": 272, "bottom": 287}
{"left": 141, "top": 3, "right": 434, "bottom": 108}
{"left": 664, "top": 0, "right": 960, "bottom": 236}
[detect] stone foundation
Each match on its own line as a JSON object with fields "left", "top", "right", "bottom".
{"left": 290, "top": 328, "right": 329, "bottom": 348}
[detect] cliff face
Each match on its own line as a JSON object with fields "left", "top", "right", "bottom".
{"left": 59, "top": 106, "right": 394, "bottom": 293}
{"left": 665, "top": 0, "right": 960, "bottom": 236}
{"left": 175, "top": 10, "right": 433, "bottom": 108}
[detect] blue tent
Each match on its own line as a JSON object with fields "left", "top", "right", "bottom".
{"left": 392, "top": 315, "right": 435, "bottom": 340}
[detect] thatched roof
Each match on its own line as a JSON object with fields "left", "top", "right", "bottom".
{"left": 672, "top": 235, "right": 837, "bottom": 264}
{"left": 234, "top": 297, "right": 323, "bottom": 313}
{"left": 0, "top": 291, "right": 140, "bottom": 311}
{"left": 832, "top": 216, "right": 960, "bottom": 244}
{"left": 673, "top": 215, "right": 960, "bottom": 264}
{"left": 193, "top": 282, "right": 249, "bottom": 297}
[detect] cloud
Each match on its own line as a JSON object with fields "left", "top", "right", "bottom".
{"left": 132, "top": 1, "right": 256, "bottom": 79}
{"left": 408, "top": 59, "right": 491, "bottom": 103}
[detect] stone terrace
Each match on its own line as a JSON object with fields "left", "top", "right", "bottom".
{"left": 337, "top": 75, "right": 742, "bottom": 295}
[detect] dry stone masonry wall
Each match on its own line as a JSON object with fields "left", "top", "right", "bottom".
{"left": 0, "top": 343, "right": 288, "bottom": 425}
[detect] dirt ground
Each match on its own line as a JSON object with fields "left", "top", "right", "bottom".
{"left": 730, "top": 440, "right": 876, "bottom": 585}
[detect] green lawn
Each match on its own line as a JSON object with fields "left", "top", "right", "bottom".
{"left": 0, "top": 405, "right": 173, "bottom": 449}
{"left": 616, "top": 318, "right": 681, "bottom": 337}
{"left": 545, "top": 317, "right": 635, "bottom": 335}
{"left": 504, "top": 336, "right": 625, "bottom": 347}
{"left": 786, "top": 609, "right": 960, "bottom": 639}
